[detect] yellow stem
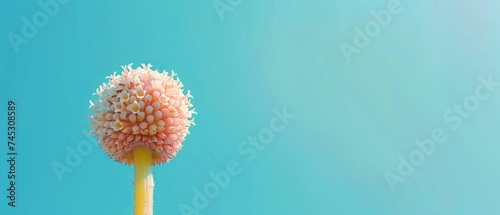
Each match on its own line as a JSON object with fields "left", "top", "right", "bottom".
{"left": 134, "top": 148, "right": 154, "bottom": 215}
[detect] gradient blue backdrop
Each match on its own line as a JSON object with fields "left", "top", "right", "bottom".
{"left": 2, "top": 0, "right": 500, "bottom": 214}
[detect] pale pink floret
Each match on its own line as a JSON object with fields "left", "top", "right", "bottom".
{"left": 90, "top": 64, "right": 195, "bottom": 165}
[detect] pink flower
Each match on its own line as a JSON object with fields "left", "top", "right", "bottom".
{"left": 90, "top": 64, "right": 195, "bottom": 165}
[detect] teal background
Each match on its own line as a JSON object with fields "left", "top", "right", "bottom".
{"left": 1, "top": 0, "right": 500, "bottom": 214}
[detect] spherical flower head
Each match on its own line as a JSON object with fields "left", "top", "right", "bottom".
{"left": 89, "top": 64, "right": 195, "bottom": 165}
